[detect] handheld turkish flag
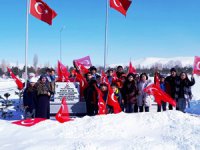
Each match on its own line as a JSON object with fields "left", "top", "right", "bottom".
{"left": 75, "top": 62, "right": 89, "bottom": 75}
{"left": 94, "top": 85, "right": 107, "bottom": 115}
{"left": 30, "top": 0, "right": 57, "bottom": 25}
{"left": 74, "top": 56, "right": 92, "bottom": 69}
{"left": 128, "top": 61, "right": 137, "bottom": 74}
{"left": 144, "top": 84, "right": 176, "bottom": 107}
{"left": 101, "top": 71, "right": 109, "bottom": 84}
{"left": 154, "top": 72, "right": 160, "bottom": 87}
{"left": 107, "top": 86, "right": 122, "bottom": 114}
{"left": 110, "top": 0, "right": 132, "bottom": 16}
{"left": 12, "top": 118, "right": 46, "bottom": 127}
{"left": 7, "top": 68, "right": 24, "bottom": 90}
{"left": 193, "top": 56, "right": 200, "bottom": 75}
{"left": 75, "top": 73, "right": 88, "bottom": 97}
{"left": 57, "top": 61, "right": 70, "bottom": 82}
{"left": 98, "top": 95, "right": 107, "bottom": 115}
{"left": 55, "top": 97, "right": 72, "bottom": 123}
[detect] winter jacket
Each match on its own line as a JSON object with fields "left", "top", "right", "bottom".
{"left": 23, "top": 85, "right": 37, "bottom": 112}
{"left": 165, "top": 75, "right": 179, "bottom": 99}
{"left": 174, "top": 76, "right": 195, "bottom": 100}
{"left": 137, "top": 80, "right": 152, "bottom": 107}
{"left": 114, "top": 89, "right": 123, "bottom": 106}
{"left": 123, "top": 80, "right": 138, "bottom": 104}
{"left": 160, "top": 83, "right": 166, "bottom": 92}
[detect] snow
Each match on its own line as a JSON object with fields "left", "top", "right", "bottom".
{"left": 0, "top": 111, "right": 200, "bottom": 150}
{"left": 109, "top": 57, "right": 194, "bottom": 68}
{"left": 0, "top": 74, "right": 200, "bottom": 150}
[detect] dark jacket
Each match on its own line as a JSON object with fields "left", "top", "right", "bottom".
{"left": 123, "top": 80, "right": 138, "bottom": 104}
{"left": 175, "top": 76, "right": 195, "bottom": 100}
{"left": 23, "top": 85, "right": 37, "bottom": 112}
{"left": 84, "top": 79, "right": 98, "bottom": 116}
{"left": 165, "top": 75, "right": 179, "bottom": 99}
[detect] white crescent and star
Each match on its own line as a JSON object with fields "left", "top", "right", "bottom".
{"left": 35, "top": 2, "right": 48, "bottom": 15}
{"left": 111, "top": 93, "right": 117, "bottom": 103}
{"left": 21, "top": 119, "right": 35, "bottom": 125}
{"left": 113, "top": 0, "right": 122, "bottom": 8}
{"left": 196, "top": 61, "right": 200, "bottom": 70}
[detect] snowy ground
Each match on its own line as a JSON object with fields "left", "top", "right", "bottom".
{"left": 0, "top": 76, "right": 200, "bottom": 150}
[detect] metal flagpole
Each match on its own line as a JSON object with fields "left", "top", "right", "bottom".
{"left": 104, "top": 0, "right": 109, "bottom": 71}
{"left": 25, "top": 0, "right": 30, "bottom": 88}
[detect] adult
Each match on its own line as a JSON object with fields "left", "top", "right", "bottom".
{"left": 35, "top": 75, "right": 52, "bottom": 119}
{"left": 165, "top": 68, "right": 179, "bottom": 110}
{"left": 116, "top": 65, "right": 124, "bottom": 79}
{"left": 123, "top": 73, "right": 138, "bottom": 113}
{"left": 174, "top": 72, "right": 195, "bottom": 112}
{"left": 23, "top": 77, "right": 37, "bottom": 119}
{"left": 137, "top": 73, "right": 152, "bottom": 112}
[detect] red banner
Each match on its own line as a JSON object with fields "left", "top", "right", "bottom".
{"left": 74, "top": 56, "right": 92, "bottom": 69}
{"left": 193, "top": 56, "right": 200, "bottom": 75}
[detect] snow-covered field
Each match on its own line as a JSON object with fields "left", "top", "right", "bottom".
{"left": 0, "top": 76, "right": 200, "bottom": 150}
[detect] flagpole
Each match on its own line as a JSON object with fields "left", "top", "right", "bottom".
{"left": 25, "top": 0, "right": 30, "bottom": 88}
{"left": 104, "top": 0, "right": 109, "bottom": 71}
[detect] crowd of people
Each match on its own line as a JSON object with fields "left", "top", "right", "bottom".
{"left": 82, "top": 66, "right": 195, "bottom": 116}
{"left": 23, "top": 65, "right": 195, "bottom": 119}
{"left": 23, "top": 68, "right": 55, "bottom": 119}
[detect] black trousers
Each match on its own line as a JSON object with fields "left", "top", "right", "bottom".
{"left": 139, "top": 106, "right": 149, "bottom": 112}
{"left": 157, "top": 102, "right": 167, "bottom": 112}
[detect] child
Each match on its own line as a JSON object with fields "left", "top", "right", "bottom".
{"left": 111, "top": 83, "right": 123, "bottom": 111}
{"left": 157, "top": 75, "right": 167, "bottom": 112}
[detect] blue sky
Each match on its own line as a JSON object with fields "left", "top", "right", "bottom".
{"left": 0, "top": 0, "right": 200, "bottom": 67}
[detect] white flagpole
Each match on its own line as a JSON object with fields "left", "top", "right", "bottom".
{"left": 104, "top": 0, "right": 109, "bottom": 71}
{"left": 25, "top": 0, "right": 30, "bottom": 88}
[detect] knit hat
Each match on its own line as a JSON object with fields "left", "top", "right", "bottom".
{"left": 29, "top": 77, "right": 37, "bottom": 83}
{"left": 170, "top": 68, "right": 176, "bottom": 72}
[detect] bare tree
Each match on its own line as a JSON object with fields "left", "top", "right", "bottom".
{"left": 0, "top": 59, "right": 7, "bottom": 73}
{"left": 33, "top": 54, "right": 38, "bottom": 71}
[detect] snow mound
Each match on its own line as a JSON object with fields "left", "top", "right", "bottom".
{"left": 0, "top": 111, "right": 200, "bottom": 150}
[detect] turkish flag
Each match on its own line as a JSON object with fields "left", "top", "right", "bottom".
{"left": 75, "top": 72, "right": 88, "bottom": 97}
{"left": 101, "top": 71, "right": 109, "bottom": 84}
{"left": 193, "top": 56, "right": 200, "bottom": 75}
{"left": 30, "top": 0, "right": 57, "bottom": 25}
{"left": 55, "top": 97, "right": 72, "bottom": 123}
{"left": 75, "top": 62, "right": 89, "bottom": 75}
{"left": 154, "top": 72, "right": 160, "bottom": 87}
{"left": 119, "top": 0, "right": 132, "bottom": 11}
{"left": 98, "top": 95, "right": 107, "bottom": 115}
{"left": 12, "top": 118, "right": 46, "bottom": 127}
{"left": 128, "top": 61, "right": 137, "bottom": 74}
{"left": 110, "top": 0, "right": 132, "bottom": 16}
{"left": 57, "top": 61, "right": 70, "bottom": 82}
{"left": 107, "top": 86, "right": 122, "bottom": 114}
{"left": 94, "top": 85, "right": 107, "bottom": 115}
{"left": 74, "top": 56, "right": 92, "bottom": 69}
{"left": 144, "top": 84, "right": 176, "bottom": 107}
{"left": 7, "top": 68, "right": 24, "bottom": 90}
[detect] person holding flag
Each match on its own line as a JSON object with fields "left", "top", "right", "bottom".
{"left": 157, "top": 75, "right": 167, "bottom": 112}
{"left": 174, "top": 72, "right": 195, "bottom": 112}
{"left": 165, "top": 68, "right": 179, "bottom": 110}
{"left": 137, "top": 73, "right": 152, "bottom": 112}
